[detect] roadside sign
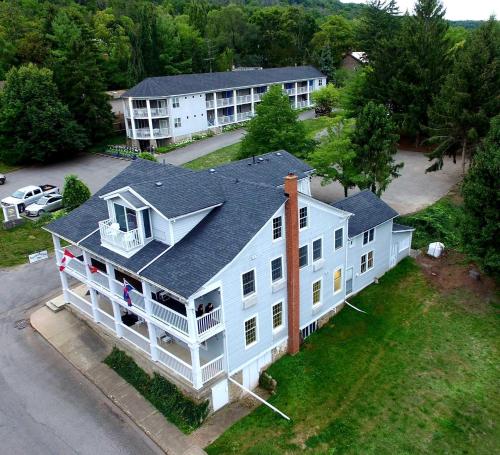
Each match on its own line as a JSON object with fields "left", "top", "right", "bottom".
{"left": 28, "top": 250, "right": 49, "bottom": 263}
{"left": 2, "top": 204, "right": 20, "bottom": 222}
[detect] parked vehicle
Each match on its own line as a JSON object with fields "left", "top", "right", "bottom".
{"left": 0, "top": 174, "right": 5, "bottom": 185}
{"left": 1, "top": 184, "right": 59, "bottom": 212}
{"left": 25, "top": 194, "right": 64, "bottom": 217}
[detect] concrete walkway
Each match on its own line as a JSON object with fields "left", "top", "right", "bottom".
{"left": 31, "top": 306, "right": 206, "bottom": 455}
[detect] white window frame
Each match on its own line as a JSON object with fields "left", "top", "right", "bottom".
{"left": 272, "top": 216, "right": 283, "bottom": 241}
{"left": 334, "top": 227, "right": 344, "bottom": 250}
{"left": 363, "top": 228, "right": 375, "bottom": 246}
{"left": 174, "top": 117, "right": 181, "bottom": 128}
{"left": 360, "top": 251, "right": 374, "bottom": 274}
{"left": 244, "top": 314, "right": 259, "bottom": 349}
{"left": 272, "top": 301, "right": 284, "bottom": 332}
{"left": 241, "top": 268, "right": 257, "bottom": 299}
{"left": 312, "top": 236, "right": 323, "bottom": 262}
{"left": 270, "top": 256, "right": 284, "bottom": 283}
{"left": 333, "top": 266, "right": 343, "bottom": 294}
{"left": 172, "top": 97, "right": 180, "bottom": 108}
{"left": 299, "top": 206, "right": 308, "bottom": 230}
{"left": 299, "top": 244, "right": 309, "bottom": 269}
{"left": 312, "top": 278, "right": 322, "bottom": 306}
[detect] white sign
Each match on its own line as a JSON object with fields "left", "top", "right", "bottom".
{"left": 28, "top": 250, "right": 49, "bottom": 263}
{"left": 2, "top": 204, "right": 20, "bottom": 222}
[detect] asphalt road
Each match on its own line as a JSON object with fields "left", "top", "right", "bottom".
{"left": 0, "top": 260, "right": 163, "bottom": 455}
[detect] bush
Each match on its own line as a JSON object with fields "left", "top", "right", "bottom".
{"left": 104, "top": 348, "right": 209, "bottom": 433}
{"left": 62, "top": 174, "right": 91, "bottom": 211}
{"left": 137, "top": 152, "right": 157, "bottom": 162}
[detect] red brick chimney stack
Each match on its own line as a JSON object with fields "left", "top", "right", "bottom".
{"left": 284, "top": 172, "right": 300, "bottom": 355}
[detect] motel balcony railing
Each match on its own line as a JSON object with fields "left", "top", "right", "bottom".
{"left": 206, "top": 100, "right": 215, "bottom": 109}
{"left": 237, "top": 112, "right": 253, "bottom": 122}
{"left": 218, "top": 115, "right": 235, "bottom": 125}
{"left": 236, "top": 94, "right": 252, "bottom": 104}
{"left": 217, "top": 97, "right": 234, "bottom": 107}
{"left": 297, "top": 86, "right": 308, "bottom": 94}
{"left": 132, "top": 108, "right": 149, "bottom": 118}
{"left": 150, "top": 107, "right": 169, "bottom": 117}
{"left": 98, "top": 219, "right": 143, "bottom": 252}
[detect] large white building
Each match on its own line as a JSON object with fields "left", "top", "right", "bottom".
{"left": 122, "top": 66, "right": 326, "bottom": 148}
{"left": 45, "top": 152, "right": 413, "bottom": 413}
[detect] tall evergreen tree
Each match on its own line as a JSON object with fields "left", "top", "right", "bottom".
{"left": 352, "top": 102, "right": 403, "bottom": 195}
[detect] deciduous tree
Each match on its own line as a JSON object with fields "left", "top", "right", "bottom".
{"left": 62, "top": 174, "right": 91, "bottom": 211}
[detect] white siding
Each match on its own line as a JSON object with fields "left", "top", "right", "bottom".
{"left": 297, "top": 177, "right": 311, "bottom": 196}
{"left": 170, "top": 94, "right": 209, "bottom": 138}
{"left": 171, "top": 208, "right": 213, "bottom": 243}
{"left": 151, "top": 211, "right": 171, "bottom": 244}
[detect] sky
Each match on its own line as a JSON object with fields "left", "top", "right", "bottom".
{"left": 341, "top": 0, "right": 498, "bottom": 21}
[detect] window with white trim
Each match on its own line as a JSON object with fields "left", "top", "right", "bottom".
{"left": 172, "top": 97, "right": 180, "bottom": 108}
{"left": 174, "top": 117, "right": 181, "bottom": 128}
{"left": 242, "top": 270, "right": 255, "bottom": 297}
{"left": 272, "top": 302, "right": 283, "bottom": 330}
{"left": 312, "top": 280, "right": 321, "bottom": 305}
{"left": 334, "top": 268, "right": 342, "bottom": 293}
{"left": 299, "top": 207, "right": 308, "bottom": 229}
{"left": 360, "top": 251, "right": 374, "bottom": 273}
{"left": 272, "top": 216, "right": 282, "bottom": 240}
{"left": 244, "top": 316, "right": 257, "bottom": 347}
{"left": 335, "top": 228, "right": 343, "bottom": 250}
{"left": 299, "top": 245, "right": 308, "bottom": 268}
{"left": 363, "top": 228, "right": 375, "bottom": 245}
{"left": 271, "top": 257, "right": 283, "bottom": 282}
{"left": 312, "top": 238, "right": 322, "bottom": 261}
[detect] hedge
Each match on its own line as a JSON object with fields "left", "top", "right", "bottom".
{"left": 104, "top": 347, "right": 209, "bottom": 433}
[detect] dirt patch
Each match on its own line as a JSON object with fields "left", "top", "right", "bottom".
{"left": 398, "top": 135, "right": 435, "bottom": 153}
{"left": 416, "top": 250, "right": 497, "bottom": 313}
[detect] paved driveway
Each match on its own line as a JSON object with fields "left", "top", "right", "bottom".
{"left": 311, "top": 150, "right": 462, "bottom": 215}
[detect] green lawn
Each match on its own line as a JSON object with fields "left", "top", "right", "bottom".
{"left": 0, "top": 213, "right": 54, "bottom": 267}
{"left": 183, "top": 116, "right": 334, "bottom": 170}
{"left": 208, "top": 259, "right": 499, "bottom": 454}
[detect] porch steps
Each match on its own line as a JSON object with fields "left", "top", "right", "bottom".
{"left": 46, "top": 294, "right": 67, "bottom": 313}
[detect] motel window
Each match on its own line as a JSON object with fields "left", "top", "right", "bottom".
{"left": 312, "top": 238, "right": 322, "bottom": 261}
{"left": 242, "top": 270, "right": 256, "bottom": 297}
{"left": 299, "top": 206, "right": 308, "bottom": 229}
{"left": 334, "top": 268, "right": 342, "bottom": 293}
{"left": 335, "top": 228, "right": 343, "bottom": 250}
{"left": 174, "top": 117, "right": 181, "bottom": 128}
{"left": 299, "top": 245, "right": 308, "bottom": 268}
{"left": 272, "top": 302, "right": 283, "bottom": 330}
{"left": 271, "top": 257, "right": 283, "bottom": 282}
{"left": 361, "top": 251, "right": 374, "bottom": 274}
{"left": 363, "top": 228, "right": 375, "bottom": 245}
{"left": 245, "top": 316, "right": 257, "bottom": 347}
{"left": 312, "top": 280, "right": 321, "bottom": 305}
{"left": 172, "top": 97, "right": 180, "bottom": 108}
{"left": 272, "top": 216, "right": 282, "bottom": 240}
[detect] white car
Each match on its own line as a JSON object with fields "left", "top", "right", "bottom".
{"left": 25, "top": 194, "right": 63, "bottom": 217}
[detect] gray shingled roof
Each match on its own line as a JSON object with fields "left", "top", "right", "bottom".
{"left": 46, "top": 157, "right": 288, "bottom": 298}
{"left": 331, "top": 190, "right": 398, "bottom": 238}
{"left": 123, "top": 66, "right": 324, "bottom": 98}
{"left": 392, "top": 223, "right": 415, "bottom": 232}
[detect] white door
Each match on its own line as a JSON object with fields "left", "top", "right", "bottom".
{"left": 390, "top": 242, "right": 398, "bottom": 268}
{"left": 211, "top": 379, "right": 229, "bottom": 412}
{"left": 243, "top": 361, "right": 260, "bottom": 389}
{"left": 345, "top": 267, "right": 353, "bottom": 295}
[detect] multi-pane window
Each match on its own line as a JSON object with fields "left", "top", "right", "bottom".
{"left": 335, "top": 228, "right": 343, "bottom": 250}
{"left": 299, "top": 245, "right": 308, "bottom": 268}
{"left": 271, "top": 257, "right": 283, "bottom": 282}
{"left": 361, "top": 251, "right": 374, "bottom": 273}
{"left": 272, "top": 216, "right": 282, "bottom": 240}
{"left": 299, "top": 207, "right": 308, "bottom": 229}
{"left": 245, "top": 317, "right": 257, "bottom": 347}
{"left": 242, "top": 270, "right": 255, "bottom": 297}
{"left": 312, "top": 280, "right": 321, "bottom": 305}
{"left": 363, "top": 228, "right": 375, "bottom": 245}
{"left": 334, "top": 268, "right": 342, "bottom": 293}
{"left": 272, "top": 302, "right": 283, "bottom": 330}
{"left": 172, "top": 97, "right": 180, "bottom": 108}
{"left": 312, "top": 238, "right": 322, "bottom": 261}
{"left": 174, "top": 117, "right": 181, "bottom": 128}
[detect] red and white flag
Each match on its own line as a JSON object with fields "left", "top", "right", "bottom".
{"left": 59, "top": 249, "right": 75, "bottom": 271}
{"left": 88, "top": 264, "right": 98, "bottom": 274}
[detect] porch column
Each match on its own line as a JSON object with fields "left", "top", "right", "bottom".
{"left": 147, "top": 321, "right": 159, "bottom": 361}
{"left": 186, "top": 296, "right": 198, "bottom": 341}
{"left": 189, "top": 343, "right": 203, "bottom": 389}
{"left": 128, "top": 98, "right": 136, "bottom": 138}
{"left": 111, "top": 300, "right": 124, "bottom": 338}
{"left": 146, "top": 99, "right": 154, "bottom": 143}
{"left": 142, "top": 281, "right": 153, "bottom": 317}
{"left": 82, "top": 251, "right": 99, "bottom": 321}
{"left": 251, "top": 87, "right": 255, "bottom": 116}
{"left": 52, "top": 234, "right": 70, "bottom": 303}
{"left": 233, "top": 89, "right": 237, "bottom": 123}
{"left": 294, "top": 82, "right": 298, "bottom": 109}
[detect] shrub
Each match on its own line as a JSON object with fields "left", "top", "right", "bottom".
{"left": 137, "top": 152, "right": 157, "bottom": 162}
{"left": 62, "top": 174, "right": 91, "bottom": 211}
{"left": 104, "top": 348, "right": 209, "bottom": 433}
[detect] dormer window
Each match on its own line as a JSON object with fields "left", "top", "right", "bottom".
{"left": 114, "top": 204, "right": 138, "bottom": 232}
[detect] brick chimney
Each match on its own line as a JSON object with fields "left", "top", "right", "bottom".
{"left": 284, "top": 173, "right": 300, "bottom": 355}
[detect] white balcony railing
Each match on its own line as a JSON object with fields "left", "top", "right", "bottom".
{"left": 253, "top": 93, "right": 264, "bottom": 101}
{"left": 133, "top": 108, "right": 148, "bottom": 118}
{"left": 65, "top": 257, "right": 87, "bottom": 279}
{"left": 285, "top": 88, "right": 296, "bottom": 95}
{"left": 297, "top": 100, "right": 309, "bottom": 108}
{"left": 150, "top": 107, "right": 169, "bottom": 117}
{"left": 135, "top": 128, "right": 151, "bottom": 138}
{"left": 91, "top": 270, "right": 110, "bottom": 291}
{"left": 207, "top": 118, "right": 216, "bottom": 127}
{"left": 99, "top": 219, "right": 143, "bottom": 252}
{"left": 150, "top": 299, "right": 189, "bottom": 335}
{"left": 237, "top": 112, "right": 253, "bottom": 122}
{"left": 157, "top": 345, "right": 193, "bottom": 382}
{"left": 217, "top": 97, "right": 234, "bottom": 107}
{"left": 197, "top": 307, "right": 223, "bottom": 336}
{"left": 206, "top": 100, "right": 215, "bottom": 109}
{"left": 121, "top": 324, "right": 150, "bottom": 354}
{"left": 201, "top": 354, "right": 224, "bottom": 384}
{"left": 218, "top": 115, "right": 235, "bottom": 125}
{"left": 297, "top": 86, "right": 308, "bottom": 94}
{"left": 237, "top": 94, "right": 252, "bottom": 104}
{"left": 153, "top": 128, "right": 170, "bottom": 138}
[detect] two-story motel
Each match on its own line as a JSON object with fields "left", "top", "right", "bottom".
{"left": 122, "top": 66, "right": 326, "bottom": 149}
{"left": 45, "top": 153, "right": 413, "bottom": 412}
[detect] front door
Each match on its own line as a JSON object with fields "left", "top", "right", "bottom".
{"left": 211, "top": 379, "right": 229, "bottom": 412}
{"left": 345, "top": 267, "right": 353, "bottom": 295}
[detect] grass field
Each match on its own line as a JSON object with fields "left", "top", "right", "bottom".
{"left": 207, "top": 258, "right": 499, "bottom": 454}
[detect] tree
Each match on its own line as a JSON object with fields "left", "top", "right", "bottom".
{"left": 352, "top": 102, "right": 403, "bottom": 195}
{"left": 62, "top": 174, "right": 91, "bottom": 211}
{"left": 0, "top": 64, "right": 85, "bottom": 165}
{"left": 311, "top": 83, "right": 340, "bottom": 116}
{"left": 309, "top": 118, "right": 362, "bottom": 197}
{"left": 426, "top": 18, "right": 500, "bottom": 173}
{"left": 461, "top": 115, "right": 500, "bottom": 275}
{"left": 239, "top": 84, "right": 314, "bottom": 159}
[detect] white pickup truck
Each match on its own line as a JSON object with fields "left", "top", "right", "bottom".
{"left": 1, "top": 184, "right": 60, "bottom": 213}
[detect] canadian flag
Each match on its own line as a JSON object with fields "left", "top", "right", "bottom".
{"left": 88, "top": 264, "right": 98, "bottom": 274}
{"left": 59, "top": 249, "right": 75, "bottom": 271}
